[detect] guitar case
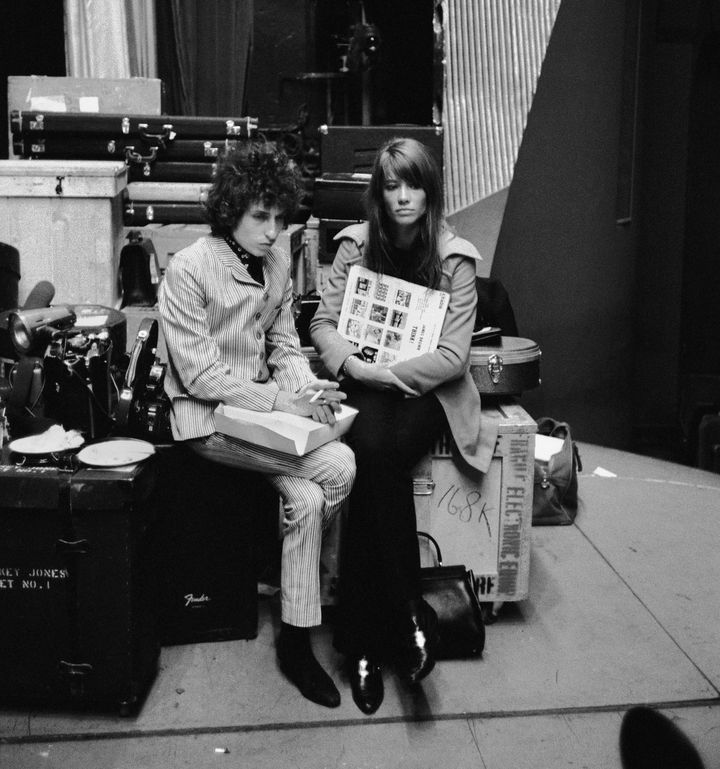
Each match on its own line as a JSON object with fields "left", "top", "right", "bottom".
{"left": 114, "top": 317, "right": 171, "bottom": 443}
{"left": 124, "top": 201, "right": 206, "bottom": 226}
{"left": 14, "top": 135, "right": 244, "bottom": 163}
{"left": 469, "top": 336, "right": 541, "bottom": 396}
{"left": 126, "top": 181, "right": 210, "bottom": 203}
{"left": 127, "top": 162, "right": 215, "bottom": 183}
{"left": 11, "top": 111, "right": 258, "bottom": 139}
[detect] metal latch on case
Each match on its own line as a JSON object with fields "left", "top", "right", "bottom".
{"left": 412, "top": 478, "right": 436, "bottom": 496}
{"left": 487, "top": 353, "right": 504, "bottom": 385}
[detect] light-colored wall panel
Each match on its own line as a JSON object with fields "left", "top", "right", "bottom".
{"left": 443, "top": 0, "right": 562, "bottom": 214}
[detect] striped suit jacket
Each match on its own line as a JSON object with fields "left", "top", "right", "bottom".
{"left": 158, "top": 236, "right": 314, "bottom": 441}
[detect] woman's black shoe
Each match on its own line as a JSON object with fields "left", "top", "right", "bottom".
{"left": 277, "top": 626, "right": 341, "bottom": 708}
{"left": 395, "top": 599, "right": 439, "bottom": 685}
{"left": 348, "top": 654, "right": 384, "bottom": 715}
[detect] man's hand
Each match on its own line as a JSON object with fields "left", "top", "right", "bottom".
{"left": 274, "top": 380, "right": 347, "bottom": 425}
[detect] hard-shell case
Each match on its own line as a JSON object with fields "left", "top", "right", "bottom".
{"left": 126, "top": 181, "right": 210, "bottom": 203}
{"left": 124, "top": 201, "right": 206, "bottom": 225}
{"left": 14, "top": 135, "right": 244, "bottom": 163}
{"left": 0, "top": 460, "right": 159, "bottom": 715}
{"left": 127, "top": 161, "right": 215, "bottom": 183}
{"left": 11, "top": 111, "right": 257, "bottom": 139}
{"left": 470, "top": 336, "right": 541, "bottom": 395}
{"left": 10, "top": 111, "right": 256, "bottom": 189}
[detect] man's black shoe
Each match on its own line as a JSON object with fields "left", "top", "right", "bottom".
{"left": 277, "top": 632, "right": 341, "bottom": 708}
{"left": 348, "top": 654, "right": 384, "bottom": 715}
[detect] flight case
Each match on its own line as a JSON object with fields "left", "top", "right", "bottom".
{"left": 0, "top": 458, "right": 160, "bottom": 715}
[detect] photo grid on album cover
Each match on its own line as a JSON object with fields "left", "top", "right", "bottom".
{"left": 339, "top": 266, "right": 449, "bottom": 364}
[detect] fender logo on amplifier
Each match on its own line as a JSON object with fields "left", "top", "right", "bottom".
{"left": 184, "top": 593, "right": 210, "bottom": 608}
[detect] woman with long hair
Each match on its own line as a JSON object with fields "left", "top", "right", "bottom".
{"left": 310, "top": 137, "right": 497, "bottom": 714}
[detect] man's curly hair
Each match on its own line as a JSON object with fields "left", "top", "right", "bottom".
{"left": 204, "top": 141, "right": 303, "bottom": 237}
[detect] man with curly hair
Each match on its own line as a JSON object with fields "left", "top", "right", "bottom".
{"left": 158, "top": 142, "right": 356, "bottom": 708}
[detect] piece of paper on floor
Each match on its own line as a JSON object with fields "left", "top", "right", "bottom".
{"left": 592, "top": 466, "right": 617, "bottom": 478}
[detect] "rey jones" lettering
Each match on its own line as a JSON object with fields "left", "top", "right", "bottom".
{"left": 0, "top": 566, "right": 70, "bottom": 590}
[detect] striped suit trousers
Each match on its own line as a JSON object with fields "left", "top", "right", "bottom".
{"left": 187, "top": 432, "right": 356, "bottom": 627}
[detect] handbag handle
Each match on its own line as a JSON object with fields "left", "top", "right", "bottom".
{"left": 537, "top": 417, "right": 583, "bottom": 473}
{"left": 417, "top": 530, "right": 443, "bottom": 566}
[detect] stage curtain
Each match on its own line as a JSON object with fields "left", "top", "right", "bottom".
{"left": 65, "top": 0, "right": 131, "bottom": 77}
{"left": 64, "top": 0, "right": 157, "bottom": 78}
{"left": 156, "top": 0, "right": 253, "bottom": 116}
{"left": 126, "top": 0, "right": 158, "bottom": 78}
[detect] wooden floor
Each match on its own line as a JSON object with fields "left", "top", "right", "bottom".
{"left": 1, "top": 443, "right": 719, "bottom": 768}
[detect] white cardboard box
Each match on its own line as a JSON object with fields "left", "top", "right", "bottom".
{"left": 214, "top": 403, "right": 358, "bottom": 457}
{"left": 0, "top": 160, "right": 127, "bottom": 307}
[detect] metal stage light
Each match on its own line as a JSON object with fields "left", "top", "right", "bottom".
{"left": 7, "top": 306, "right": 77, "bottom": 356}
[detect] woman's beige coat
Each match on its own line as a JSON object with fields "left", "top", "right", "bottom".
{"left": 310, "top": 223, "right": 498, "bottom": 473}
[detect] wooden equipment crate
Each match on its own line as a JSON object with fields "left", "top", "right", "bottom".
{"left": 0, "top": 160, "right": 127, "bottom": 307}
{"left": 315, "top": 394, "right": 536, "bottom": 607}
{"left": 300, "top": 347, "right": 536, "bottom": 605}
{"left": 413, "top": 400, "right": 536, "bottom": 603}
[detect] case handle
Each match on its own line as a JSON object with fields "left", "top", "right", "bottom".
{"left": 56, "top": 538, "right": 90, "bottom": 555}
{"left": 417, "top": 530, "right": 443, "bottom": 566}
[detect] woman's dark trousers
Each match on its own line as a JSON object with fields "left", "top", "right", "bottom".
{"left": 336, "top": 383, "right": 449, "bottom": 658}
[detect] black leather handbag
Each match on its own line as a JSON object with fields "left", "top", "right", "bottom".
{"left": 418, "top": 531, "right": 486, "bottom": 659}
{"left": 532, "top": 417, "right": 582, "bottom": 525}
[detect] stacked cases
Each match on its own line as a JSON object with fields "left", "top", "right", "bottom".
{"left": 10, "top": 110, "right": 258, "bottom": 226}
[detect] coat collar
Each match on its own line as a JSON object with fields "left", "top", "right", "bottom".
{"left": 210, "top": 236, "right": 273, "bottom": 282}
{"left": 333, "top": 221, "right": 483, "bottom": 263}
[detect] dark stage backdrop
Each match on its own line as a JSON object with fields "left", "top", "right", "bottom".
{"left": 0, "top": 0, "right": 66, "bottom": 159}
{"left": 156, "top": 0, "right": 253, "bottom": 117}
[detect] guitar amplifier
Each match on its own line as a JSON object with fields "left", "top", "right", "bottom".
{"left": 319, "top": 125, "right": 443, "bottom": 174}
{"left": 311, "top": 173, "right": 368, "bottom": 221}
{"left": 151, "top": 445, "right": 279, "bottom": 645}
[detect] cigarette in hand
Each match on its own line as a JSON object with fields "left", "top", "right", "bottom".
{"left": 309, "top": 389, "right": 325, "bottom": 403}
